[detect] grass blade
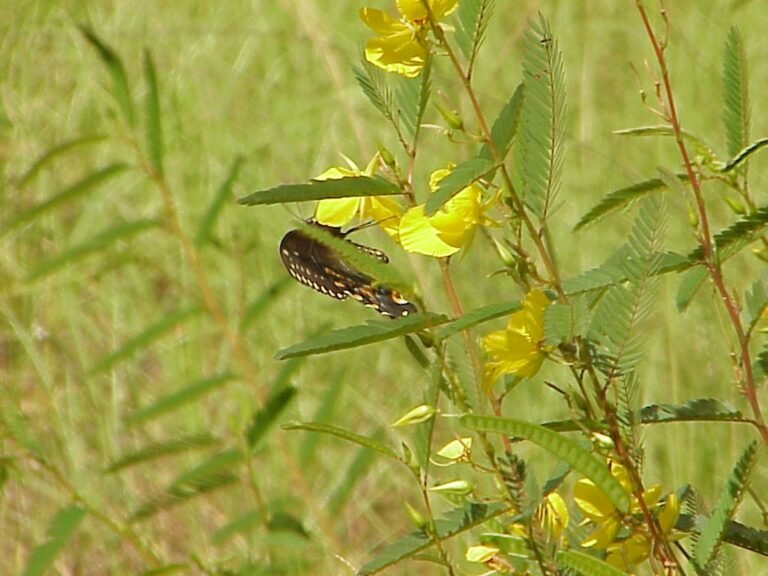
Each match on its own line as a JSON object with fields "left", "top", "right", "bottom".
{"left": 2, "top": 163, "right": 128, "bottom": 237}
{"left": 16, "top": 135, "right": 106, "bottom": 188}
{"left": 245, "top": 386, "right": 297, "bottom": 449}
{"left": 129, "top": 373, "right": 237, "bottom": 424}
{"left": 143, "top": 49, "right": 164, "bottom": 175}
{"left": 26, "top": 219, "right": 158, "bottom": 281}
{"left": 22, "top": 505, "right": 86, "bottom": 576}
{"left": 557, "top": 550, "right": 627, "bottom": 576}
{"left": 196, "top": 156, "right": 243, "bottom": 246}
{"left": 80, "top": 27, "right": 136, "bottom": 127}
{"left": 89, "top": 306, "right": 201, "bottom": 374}
{"left": 240, "top": 277, "right": 293, "bottom": 331}
{"left": 105, "top": 433, "right": 218, "bottom": 472}
{"left": 478, "top": 83, "right": 524, "bottom": 163}
{"left": 283, "top": 422, "right": 400, "bottom": 461}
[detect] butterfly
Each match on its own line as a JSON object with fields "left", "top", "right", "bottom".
{"left": 279, "top": 221, "right": 417, "bottom": 318}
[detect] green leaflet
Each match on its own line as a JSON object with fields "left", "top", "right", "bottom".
{"left": 694, "top": 441, "right": 761, "bottom": 571}
{"left": 105, "top": 433, "right": 219, "bottom": 472}
{"left": 575, "top": 174, "right": 686, "bottom": 231}
{"left": 722, "top": 27, "right": 749, "bottom": 158}
{"left": 434, "top": 300, "right": 521, "bottom": 339}
{"left": 237, "top": 175, "right": 400, "bottom": 205}
{"left": 245, "top": 386, "right": 298, "bottom": 449}
{"left": 557, "top": 550, "right": 627, "bottom": 576}
{"left": 590, "top": 195, "right": 665, "bottom": 375}
{"left": 143, "top": 50, "right": 164, "bottom": 175}
{"left": 516, "top": 13, "right": 566, "bottom": 218}
{"left": 455, "top": 0, "right": 495, "bottom": 75}
{"left": 283, "top": 422, "right": 400, "bottom": 461}
{"left": 275, "top": 313, "right": 448, "bottom": 359}
{"left": 22, "top": 505, "right": 86, "bottom": 576}
{"left": 478, "top": 83, "right": 524, "bottom": 163}
{"left": 196, "top": 156, "right": 243, "bottom": 247}
{"left": 26, "top": 219, "right": 159, "bottom": 281}
{"left": 2, "top": 163, "right": 128, "bottom": 237}
{"left": 15, "top": 134, "right": 106, "bottom": 188}
{"left": 80, "top": 27, "right": 136, "bottom": 127}
{"left": 461, "top": 414, "right": 630, "bottom": 513}
{"left": 358, "top": 502, "right": 514, "bottom": 575}
{"left": 129, "top": 373, "right": 237, "bottom": 424}
{"left": 89, "top": 306, "right": 202, "bottom": 374}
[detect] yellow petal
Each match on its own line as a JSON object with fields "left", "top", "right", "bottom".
{"left": 574, "top": 479, "right": 616, "bottom": 520}
{"left": 364, "top": 33, "right": 426, "bottom": 78}
{"left": 397, "top": 0, "right": 458, "bottom": 22}
{"left": 359, "top": 7, "right": 405, "bottom": 35}
{"left": 658, "top": 492, "right": 680, "bottom": 534}
{"left": 315, "top": 198, "right": 362, "bottom": 227}
{"left": 580, "top": 516, "right": 620, "bottom": 549}
{"left": 399, "top": 205, "right": 459, "bottom": 257}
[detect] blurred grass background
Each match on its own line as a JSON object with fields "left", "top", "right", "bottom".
{"left": 1, "top": 1, "right": 766, "bottom": 574}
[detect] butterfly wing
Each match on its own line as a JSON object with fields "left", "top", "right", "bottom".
{"left": 279, "top": 227, "right": 417, "bottom": 318}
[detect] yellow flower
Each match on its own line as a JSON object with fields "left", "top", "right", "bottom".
{"left": 360, "top": 0, "right": 458, "bottom": 78}
{"left": 314, "top": 156, "right": 402, "bottom": 240}
{"left": 481, "top": 290, "right": 549, "bottom": 385}
{"left": 573, "top": 462, "right": 682, "bottom": 571}
{"left": 398, "top": 167, "right": 485, "bottom": 257}
{"left": 535, "top": 492, "right": 570, "bottom": 543}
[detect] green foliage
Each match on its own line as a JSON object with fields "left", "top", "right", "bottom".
{"left": 22, "top": 505, "right": 86, "bottom": 576}
{"left": 722, "top": 27, "right": 749, "bottom": 158}
{"left": 275, "top": 313, "right": 447, "bottom": 359}
{"left": 694, "top": 441, "right": 761, "bottom": 572}
{"left": 237, "top": 175, "right": 401, "bottom": 206}
{"left": 516, "top": 13, "right": 566, "bottom": 218}
{"left": 461, "top": 414, "right": 630, "bottom": 512}
{"left": 4, "top": 4, "right": 768, "bottom": 576}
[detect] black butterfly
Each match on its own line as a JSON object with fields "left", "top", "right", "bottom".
{"left": 279, "top": 221, "right": 417, "bottom": 318}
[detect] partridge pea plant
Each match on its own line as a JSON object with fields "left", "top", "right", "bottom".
{"left": 241, "top": 1, "right": 768, "bottom": 574}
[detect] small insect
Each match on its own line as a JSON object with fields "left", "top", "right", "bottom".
{"left": 279, "top": 221, "right": 417, "bottom": 318}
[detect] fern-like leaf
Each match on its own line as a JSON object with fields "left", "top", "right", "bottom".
{"left": 516, "top": 13, "right": 566, "bottom": 219}
{"left": 455, "top": 0, "right": 495, "bottom": 76}
{"left": 354, "top": 62, "right": 409, "bottom": 149}
{"left": 575, "top": 175, "right": 686, "bottom": 231}
{"left": 687, "top": 204, "right": 768, "bottom": 262}
{"left": 591, "top": 195, "right": 666, "bottom": 376}
{"left": 722, "top": 27, "right": 750, "bottom": 159}
{"left": 694, "top": 440, "right": 760, "bottom": 572}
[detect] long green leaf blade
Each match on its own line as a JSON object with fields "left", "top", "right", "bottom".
{"left": 129, "top": 373, "right": 237, "bottom": 424}
{"left": 284, "top": 421, "right": 400, "bottom": 461}
{"left": 245, "top": 386, "right": 297, "bottom": 449}
{"left": 2, "top": 163, "right": 128, "bottom": 237}
{"left": 461, "top": 414, "right": 630, "bottom": 513}
{"left": 22, "top": 505, "right": 86, "bottom": 576}
{"left": 196, "top": 157, "right": 243, "bottom": 246}
{"left": 105, "top": 433, "right": 218, "bottom": 472}
{"left": 434, "top": 300, "right": 521, "bottom": 339}
{"left": 237, "top": 176, "right": 400, "bottom": 206}
{"left": 26, "top": 219, "right": 158, "bottom": 281}
{"left": 16, "top": 135, "right": 106, "bottom": 188}
{"left": 80, "top": 27, "right": 136, "bottom": 127}
{"left": 89, "top": 306, "right": 201, "bottom": 374}
{"left": 275, "top": 313, "right": 448, "bottom": 359}
{"left": 478, "top": 83, "right": 524, "bottom": 162}
{"left": 143, "top": 49, "right": 164, "bottom": 175}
